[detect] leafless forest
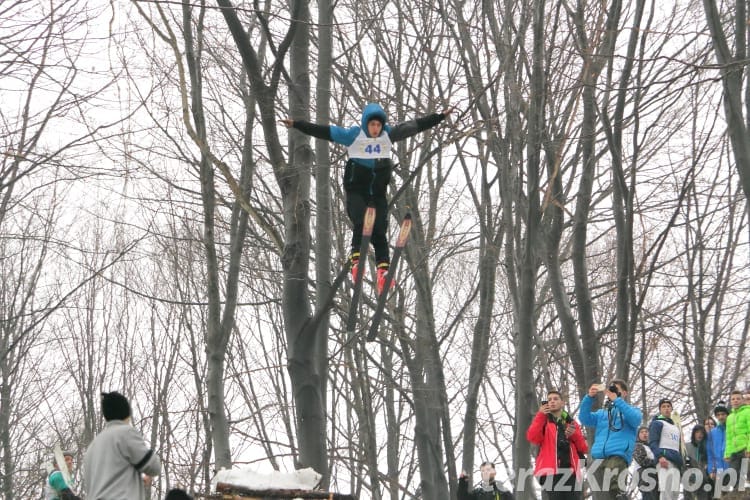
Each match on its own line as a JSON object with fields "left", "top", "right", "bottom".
{"left": 1, "top": 0, "right": 749, "bottom": 498}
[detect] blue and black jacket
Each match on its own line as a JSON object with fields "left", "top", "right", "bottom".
{"left": 648, "top": 414, "right": 684, "bottom": 467}
{"left": 291, "top": 103, "right": 446, "bottom": 197}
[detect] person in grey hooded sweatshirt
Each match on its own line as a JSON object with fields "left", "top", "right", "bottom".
{"left": 83, "top": 391, "right": 161, "bottom": 500}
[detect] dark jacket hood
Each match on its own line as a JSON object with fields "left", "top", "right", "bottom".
{"left": 690, "top": 424, "right": 706, "bottom": 445}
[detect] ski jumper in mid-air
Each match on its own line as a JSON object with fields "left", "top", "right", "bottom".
{"left": 281, "top": 103, "right": 453, "bottom": 293}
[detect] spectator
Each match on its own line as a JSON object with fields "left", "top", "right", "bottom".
{"left": 46, "top": 450, "right": 81, "bottom": 500}
{"left": 83, "top": 391, "right": 162, "bottom": 500}
{"left": 580, "top": 380, "right": 642, "bottom": 500}
{"left": 631, "top": 426, "right": 658, "bottom": 500}
{"left": 704, "top": 417, "right": 716, "bottom": 433}
{"left": 707, "top": 402, "right": 730, "bottom": 491}
{"left": 526, "top": 390, "right": 588, "bottom": 499}
{"left": 648, "top": 398, "right": 683, "bottom": 500}
{"left": 724, "top": 390, "right": 749, "bottom": 491}
{"left": 458, "top": 461, "right": 514, "bottom": 500}
{"left": 685, "top": 425, "right": 710, "bottom": 500}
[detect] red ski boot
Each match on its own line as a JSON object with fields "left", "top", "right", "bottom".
{"left": 376, "top": 264, "right": 395, "bottom": 295}
{"left": 350, "top": 252, "right": 360, "bottom": 282}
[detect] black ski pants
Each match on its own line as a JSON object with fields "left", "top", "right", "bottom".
{"left": 346, "top": 191, "right": 389, "bottom": 265}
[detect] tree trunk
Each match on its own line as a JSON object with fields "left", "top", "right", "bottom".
{"left": 0, "top": 362, "right": 13, "bottom": 500}
{"left": 217, "top": 0, "right": 330, "bottom": 477}
{"left": 183, "top": 1, "right": 229, "bottom": 469}
{"left": 571, "top": 0, "right": 608, "bottom": 387}
{"left": 283, "top": 0, "right": 329, "bottom": 479}
{"left": 513, "top": 2, "right": 545, "bottom": 498}
{"left": 313, "top": 0, "right": 334, "bottom": 487}
{"left": 702, "top": 0, "right": 750, "bottom": 207}
{"left": 183, "top": 0, "right": 256, "bottom": 469}
{"left": 401, "top": 198, "right": 452, "bottom": 499}
{"left": 462, "top": 230, "right": 501, "bottom": 477}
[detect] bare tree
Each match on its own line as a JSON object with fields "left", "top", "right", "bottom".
{"left": 0, "top": 1, "right": 125, "bottom": 496}
{"left": 215, "top": 0, "right": 337, "bottom": 479}
{"left": 702, "top": 0, "right": 750, "bottom": 215}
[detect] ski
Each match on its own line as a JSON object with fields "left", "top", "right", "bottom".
{"left": 53, "top": 443, "right": 72, "bottom": 486}
{"left": 672, "top": 409, "right": 687, "bottom": 461}
{"left": 367, "top": 212, "right": 411, "bottom": 342}
{"left": 345, "top": 204, "right": 376, "bottom": 339}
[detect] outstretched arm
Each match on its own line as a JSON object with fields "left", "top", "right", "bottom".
{"left": 280, "top": 118, "right": 333, "bottom": 141}
{"left": 388, "top": 106, "right": 455, "bottom": 142}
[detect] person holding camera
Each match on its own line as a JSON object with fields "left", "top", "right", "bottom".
{"left": 580, "top": 380, "right": 642, "bottom": 500}
{"left": 526, "top": 390, "right": 588, "bottom": 499}
{"left": 458, "top": 461, "right": 514, "bottom": 500}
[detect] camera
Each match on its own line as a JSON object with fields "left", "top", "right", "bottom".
{"left": 603, "top": 384, "right": 621, "bottom": 409}
{"left": 540, "top": 400, "right": 548, "bottom": 406}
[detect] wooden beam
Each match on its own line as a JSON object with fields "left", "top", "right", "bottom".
{"left": 215, "top": 482, "right": 357, "bottom": 500}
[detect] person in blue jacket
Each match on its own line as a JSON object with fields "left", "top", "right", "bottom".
{"left": 580, "top": 379, "right": 642, "bottom": 500}
{"left": 281, "top": 103, "right": 453, "bottom": 293}
{"left": 648, "top": 398, "right": 684, "bottom": 500}
{"left": 707, "top": 402, "right": 730, "bottom": 490}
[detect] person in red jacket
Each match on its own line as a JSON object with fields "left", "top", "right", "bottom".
{"left": 527, "top": 390, "right": 588, "bottom": 499}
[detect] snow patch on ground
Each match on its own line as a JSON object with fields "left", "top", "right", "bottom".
{"left": 212, "top": 466, "right": 321, "bottom": 492}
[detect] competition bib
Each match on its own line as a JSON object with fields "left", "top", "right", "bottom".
{"left": 658, "top": 421, "right": 682, "bottom": 452}
{"left": 347, "top": 131, "right": 392, "bottom": 159}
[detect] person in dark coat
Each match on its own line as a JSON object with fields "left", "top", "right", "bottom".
{"left": 631, "top": 425, "right": 658, "bottom": 500}
{"left": 685, "top": 424, "right": 711, "bottom": 499}
{"left": 458, "top": 461, "right": 514, "bottom": 500}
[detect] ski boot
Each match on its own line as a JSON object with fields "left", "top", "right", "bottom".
{"left": 376, "top": 262, "right": 395, "bottom": 295}
{"left": 350, "top": 251, "right": 360, "bottom": 282}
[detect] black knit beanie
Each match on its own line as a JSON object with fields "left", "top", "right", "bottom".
{"left": 101, "top": 391, "right": 131, "bottom": 421}
{"left": 714, "top": 401, "right": 729, "bottom": 416}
